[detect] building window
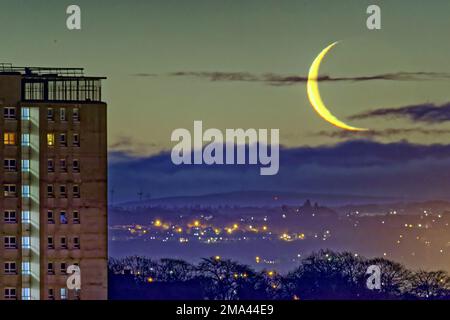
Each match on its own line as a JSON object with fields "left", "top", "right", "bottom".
{"left": 22, "top": 236, "right": 31, "bottom": 249}
{"left": 60, "top": 159, "right": 67, "bottom": 172}
{"left": 47, "top": 262, "right": 54, "bottom": 275}
{"left": 73, "top": 185, "right": 80, "bottom": 198}
{"left": 4, "top": 159, "right": 17, "bottom": 171}
{"left": 4, "top": 210, "right": 17, "bottom": 223}
{"left": 60, "top": 288, "right": 68, "bottom": 300}
{"left": 22, "top": 185, "right": 30, "bottom": 198}
{"left": 47, "top": 159, "right": 54, "bottom": 172}
{"left": 47, "top": 108, "right": 54, "bottom": 121}
{"left": 73, "top": 237, "right": 80, "bottom": 249}
{"left": 60, "top": 185, "right": 67, "bottom": 198}
{"left": 22, "top": 262, "right": 31, "bottom": 275}
{"left": 4, "top": 184, "right": 17, "bottom": 197}
{"left": 21, "top": 159, "right": 30, "bottom": 172}
{"left": 47, "top": 184, "right": 54, "bottom": 197}
{"left": 60, "top": 237, "right": 67, "bottom": 249}
{"left": 73, "top": 133, "right": 80, "bottom": 147}
{"left": 59, "top": 133, "right": 67, "bottom": 147}
{"left": 24, "top": 82, "right": 44, "bottom": 100}
{"left": 4, "top": 236, "right": 17, "bottom": 249}
{"left": 73, "top": 211, "right": 80, "bottom": 224}
{"left": 4, "top": 262, "right": 17, "bottom": 274}
{"left": 47, "top": 236, "right": 54, "bottom": 249}
{"left": 21, "top": 133, "right": 30, "bottom": 147}
{"left": 47, "top": 133, "right": 55, "bottom": 146}
{"left": 4, "top": 132, "right": 16, "bottom": 145}
{"left": 60, "top": 262, "right": 67, "bottom": 273}
{"left": 4, "top": 107, "right": 16, "bottom": 119}
{"left": 22, "top": 288, "right": 31, "bottom": 300}
{"left": 60, "top": 108, "right": 66, "bottom": 121}
{"left": 22, "top": 211, "right": 31, "bottom": 224}
{"left": 60, "top": 211, "right": 68, "bottom": 224}
{"left": 48, "top": 288, "right": 55, "bottom": 300}
{"left": 4, "top": 288, "right": 16, "bottom": 300}
{"left": 73, "top": 159, "right": 80, "bottom": 172}
{"left": 21, "top": 107, "right": 30, "bottom": 120}
{"left": 47, "top": 210, "right": 54, "bottom": 224}
{"left": 73, "top": 108, "right": 80, "bottom": 121}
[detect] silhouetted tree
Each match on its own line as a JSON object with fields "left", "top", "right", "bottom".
{"left": 410, "top": 270, "right": 450, "bottom": 300}
{"left": 156, "top": 258, "right": 196, "bottom": 282}
{"left": 365, "top": 258, "right": 412, "bottom": 297}
{"left": 196, "top": 257, "right": 259, "bottom": 300}
{"left": 108, "top": 251, "right": 450, "bottom": 300}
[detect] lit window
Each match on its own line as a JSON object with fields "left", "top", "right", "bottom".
{"left": 4, "top": 159, "right": 17, "bottom": 171}
{"left": 22, "top": 185, "right": 30, "bottom": 198}
{"left": 4, "top": 288, "right": 16, "bottom": 300}
{"left": 21, "top": 211, "right": 30, "bottom": 224}
{"left": 47, "top": 108, "right": 54, "bottom": 121}
{"left": 22, "top": 288, "right": 31, "bottom": 300}
{"left": 21, "top": 134, "right": 30, "bottom": 146}
{"left": 4, "top": 184, "right": 17, "bottom": 197}
{"left": 4, "top": 236, "right": 17, "bottom": 249}
{"left": 21, "top": 159, "right": 30, "bottom": 172}
{"left": 21, "top": 107, "right": 30, "bottom": 120}
{"left": 47, "top": 133, "right": 55, "bottom": 146}
{"left": 4, "top": 132, "right": 16, "bottom": 145}
{"left": 4, "top": 210, "right": 17, "bottom": 223}
{"left": 73, "top": 133, "right": 80, "bottom": 147}
{"left": 60, "top": 288, "right": 67, "bottom": 300}
{"left": 60, "top": 211, "right": 68, "bottom": 224}
{"left": 22, "top": 237, "right": 31, "bottom": 249}
{"left": 22, "top": 262, "right": 31, "bottom": 275}
{"left": 4, "top": 262, "right": 17, "bottom": 274}
{"left": 4, "top": 107, "right": 16, "bottom": 119}
{"left": 60, "top": 108, "right": 66, "bottom": 121}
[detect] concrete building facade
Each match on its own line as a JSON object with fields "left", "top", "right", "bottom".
{"left": 0, "top": 64, "right": 107, "bottom": 300}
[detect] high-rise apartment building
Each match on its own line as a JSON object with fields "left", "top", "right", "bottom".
{"left": 0, "top": 64, "right": 107, "bottom": 300}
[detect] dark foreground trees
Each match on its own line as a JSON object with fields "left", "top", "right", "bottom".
{"left": 108, "top": 250, "right": 450, "bottom": 300}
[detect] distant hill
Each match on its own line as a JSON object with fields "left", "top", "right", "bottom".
{"left": 116, "top": 190, "right": 398, "bottom": 209}
{"left": 335, "top": 200, "right": 450, "bottom": 216}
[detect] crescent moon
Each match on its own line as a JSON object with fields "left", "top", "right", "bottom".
{"left": 307, "top": 42, "right": 368, "bottom": 131}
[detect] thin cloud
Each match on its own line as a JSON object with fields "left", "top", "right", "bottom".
{"left": 163, "top": 71, "right": 450, "bottom": 86}
{"left": 109, "top": 136, "right": 162, "bottom": 156}
{"left": 350, "top": 102, "right": 450, "bottom": 123}
{"left": 316, "top": 128, "right": 450, "bottom": 139}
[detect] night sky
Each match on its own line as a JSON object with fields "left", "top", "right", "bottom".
{"left": 2, "top": 0, "right": 450, "bottom": 201}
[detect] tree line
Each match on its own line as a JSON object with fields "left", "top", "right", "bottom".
{"left": 108, "top": 250, "right": 450, "bottom": 300}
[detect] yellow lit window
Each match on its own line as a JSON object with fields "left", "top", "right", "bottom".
{"left": 4, "top": 133, "right": 16, "bottom": 145}
{"left": 47, "top": 133, "right": 55, "bottom": 146}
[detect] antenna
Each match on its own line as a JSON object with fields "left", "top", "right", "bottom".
{"left": 110, "top": 187, "right": 115, "bottom": 206}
